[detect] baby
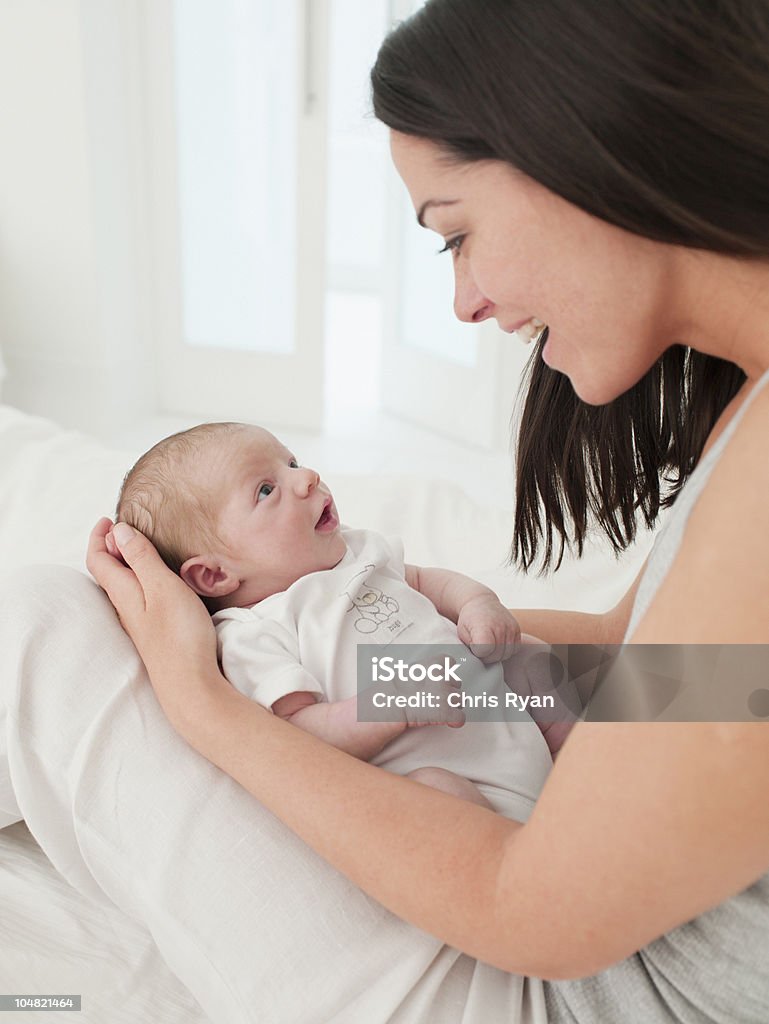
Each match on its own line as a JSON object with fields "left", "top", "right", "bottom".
{"left": 114, "top": 422, "right": 557, "bottom": 820}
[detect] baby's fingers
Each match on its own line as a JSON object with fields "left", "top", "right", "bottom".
{"left": 471, "top": 621, "right": 522, "bottom": 663}
{"left": 466, "top": 627, "right": 507, "bottom": 662}
{"left": 468, "top": 639, "right": 498, "bottom": 661}
{"left": 405, "top": 704, "right": 465, "bottom": 728}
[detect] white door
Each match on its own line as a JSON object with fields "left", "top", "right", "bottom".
{"left": 142, "top": 0, "right": 329, "bottom": 429}
{"left": 381, "top": 0, "right": 529, "bottom": 450}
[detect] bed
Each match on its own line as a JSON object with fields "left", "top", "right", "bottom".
{"left": 0, "top": 401, "right": 652, "bottom": 1023}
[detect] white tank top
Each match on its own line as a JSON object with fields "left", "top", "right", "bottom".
{"left": 545, "top": 364, "right": 769, "bottom": 1023}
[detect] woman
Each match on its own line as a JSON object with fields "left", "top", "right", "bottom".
{"left": 88, "top": 0, "right": 769, "bottom": 1019}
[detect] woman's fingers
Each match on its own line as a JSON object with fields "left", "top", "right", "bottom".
{"left": 103, "top": 521, "right": 213, "bottom": 629}
{"left": 104, "top": 529, "right": 121, "bottom": 558}
{"left": 86, "top": 516, "right": 113, "bottom": 563}
{"left": 111, "top": 522, "right": 156, "bottom": 575}
{"left": 86, "top": 518, "right": 223, "bottom": 726}
{"left": 87, "top": 518, "right": 127, "bottom": 589}
{"left": 86, "top": 518, "right": 149, "bottom": 618}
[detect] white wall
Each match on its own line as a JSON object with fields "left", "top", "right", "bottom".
{"left": 0, "top": 0, "right": 154, "bottom": 433}
{"left": 0, "top": 0, "right": 519, "bottom": 452}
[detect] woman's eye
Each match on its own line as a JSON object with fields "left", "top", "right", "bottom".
{"left": 437, "top": 235, "right": 465, "bottom": 258}
{"left": 256, "top": 483, "right": 274, "bottom": 503}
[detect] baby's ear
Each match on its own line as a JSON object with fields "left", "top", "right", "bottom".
{"left": 180, "top": 556, "right": 239, "bottom": 598}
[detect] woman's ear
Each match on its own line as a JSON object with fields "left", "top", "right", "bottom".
{"left": 179, "top": 556, "right": 240, "bottom": 599}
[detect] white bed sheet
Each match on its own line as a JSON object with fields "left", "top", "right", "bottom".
{"left": 0, "top": 403, "right": 652, "bottom": 1022}
{"left": 0, "top": 821, "right": 208, "bottom": 1023}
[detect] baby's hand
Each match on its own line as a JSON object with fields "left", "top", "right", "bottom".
{"left": 457, "top": 593, "right": 521, "bottom": 663}
{"left": 393, "top": 658, "right": 466, "bottom": 729}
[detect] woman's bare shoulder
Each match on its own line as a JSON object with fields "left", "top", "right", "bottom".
{"left": 509, "top": 386, "right": 769, "bottom": 978}
{"left": 631, "top": 383, "right": 769, "bottom": 644}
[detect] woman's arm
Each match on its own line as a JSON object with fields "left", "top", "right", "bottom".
{"left": 88, "top": 515, "right": 769, "bottom": 982}
{"left": 190, "top": 691, "right": 769, "bottom": 979}
{"left": 508, "top": 556, "right": 648, "bottom": 646}
{"left": 403, "top": 559, "right": 646, "bottom": 666}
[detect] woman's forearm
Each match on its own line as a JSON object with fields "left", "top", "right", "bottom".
{"left": 510, "top": 609, "right": 620, "bottom": 717}
{"left": 182, "top": 677, "right": 541, "bottom": 974}
{"left": 513, "top": 555, "right": 647, "bottom": 647}
{"left": 509, "top": 606, "right": 611, "bottom": 646}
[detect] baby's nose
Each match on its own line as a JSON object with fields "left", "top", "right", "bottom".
{"left": 294, "top": 467, "right": 320, "bottom": 495}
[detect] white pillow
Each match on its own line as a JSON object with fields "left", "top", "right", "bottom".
{"left": 0, "top": 400, "right": 650, "bottom": 609}
{"left": 0, "top": 565, "right": 547, "bottom": 1024}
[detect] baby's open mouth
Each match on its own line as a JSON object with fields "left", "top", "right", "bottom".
{"left": 315, "top": 498, "right": 336, "bottom": 531}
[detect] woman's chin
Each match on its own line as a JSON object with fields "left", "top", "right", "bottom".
{"left": 568, "top": 374, "right": 628, "bottom": 407}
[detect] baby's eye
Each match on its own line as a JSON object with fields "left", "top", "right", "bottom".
{"left": 288, "top": 458, "right": 299, "bottom": 469}
{"left": 437, "top": 235, "right": 465, "bottom": 258}
{"left": 256, "top": 482, "right": 274, "bottom": 502}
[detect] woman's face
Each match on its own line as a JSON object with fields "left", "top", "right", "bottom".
{"left": 389, "top": 131, "right": 677, "bottom": 405}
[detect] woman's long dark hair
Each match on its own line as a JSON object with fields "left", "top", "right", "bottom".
{"left": 371, "top": 0, "right": 768, "bottom": 571}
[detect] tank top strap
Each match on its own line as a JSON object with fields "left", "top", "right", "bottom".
{"left": 625, "top": 363, "right": 769, "bottom": 640}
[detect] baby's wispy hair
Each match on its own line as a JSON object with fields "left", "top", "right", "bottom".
{"left": 115, "top": 421, "right": 249, "bottom": 575}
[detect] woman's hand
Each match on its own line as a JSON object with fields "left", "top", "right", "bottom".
{"left": 86, "top": 518, "right": 225, "bottom": 726}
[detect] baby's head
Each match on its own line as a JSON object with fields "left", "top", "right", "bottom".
{"left": 116, "top": 422, "right": 344, "bottom": 612}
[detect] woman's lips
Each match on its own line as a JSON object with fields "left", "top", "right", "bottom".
{"left": 507, "top": 317, "right": 532, "bottom": 333}
{"left": 514, "top": 318, "right": 547, "bottom": 345}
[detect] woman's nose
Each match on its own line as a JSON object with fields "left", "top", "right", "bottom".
{"left": 293, "top": 467, "right": 320, "bottom": 496}
{"left": 453, "top": 259, "right": 493, "bottom": 324}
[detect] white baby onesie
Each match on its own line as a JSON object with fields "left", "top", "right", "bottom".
{"left": 213, "top": 527, "right": 552, "bottom": 822}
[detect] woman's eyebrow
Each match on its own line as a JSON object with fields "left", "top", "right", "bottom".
{"left": 416, "top": 198, "right": 458, "bottom": 228}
